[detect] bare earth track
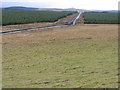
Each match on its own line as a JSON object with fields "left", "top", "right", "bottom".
{"left": 1, "top": 12, "right": 81, "bottom": 34}
{"left": 2, "top": 13, "right": 78, "bottom": 32}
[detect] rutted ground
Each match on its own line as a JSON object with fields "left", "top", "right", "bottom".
{"left": 2, "top": 24, "right": 118, "bottom": 88}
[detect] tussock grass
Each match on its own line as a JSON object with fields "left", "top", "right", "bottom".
{"left": 2, "top": 24, "right": 118, "bottom": 88}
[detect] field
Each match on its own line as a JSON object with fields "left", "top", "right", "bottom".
{"left": 2, "top": 10, "right": 76, "bottom": 25}
{"left": 83, "top": 12, "right": 118, "bottom": 24}
{"left": 2, "top": 24, "right": 118, "bottom": 88}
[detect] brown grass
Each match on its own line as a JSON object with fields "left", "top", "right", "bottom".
{"left": 54, "top": 13, "right": 78, "bottom": 24}
{"left": 3, "top": 24, "right": 118, "bottom": 44}
{"left": 2, "top": 24, "right": 118, "bottom": 88}
{"left": 2, "top": 23, "right": 53, "bottom": 31}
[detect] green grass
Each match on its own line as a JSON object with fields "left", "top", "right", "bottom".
{"left": 2, "top": 38, "right": 118, "bottom": 88}
{"left": 83, "top": 12, "right": 118, "bottom": 24}
{"left": 2, "top": 10, "right": 76, "bottom": 25}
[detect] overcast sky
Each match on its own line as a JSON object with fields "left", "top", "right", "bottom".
{"left": 1, "top": 0, "right": 120, "bottom": 10}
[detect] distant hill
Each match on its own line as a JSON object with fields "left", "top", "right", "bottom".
{"left": 2, "top": 6, "right": 88, "bottom": 12}
{"left": 3, "top": 6, "right": 39, "bottom": 10}
{"left": 90, "top": 10, "right": 119, "bottom": 13}
{"left": 38, "top": 8, "right": 87, "bottom": 12}
{"left": 2, "top": 6, "right": 119, "bottom": 13}
{"left": 105, "top": 10, "right": 120, "bottom": 12}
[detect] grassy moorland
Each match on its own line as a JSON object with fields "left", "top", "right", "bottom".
{"left": 83, "top": 12, "right": 118, "bottom": 24}
{"left": 2, "top": 10, "right": 77, "bottom": 25}
{"left": 2, "top": 24, "right": 118, "bottom": 88}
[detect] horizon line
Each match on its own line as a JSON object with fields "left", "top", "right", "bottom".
{"left": 1, "top": 6, "right": 119, "bottom": 11}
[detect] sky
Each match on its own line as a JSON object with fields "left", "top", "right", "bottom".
{"left": 1, "top": 0, "right": 120, "bottom": 10}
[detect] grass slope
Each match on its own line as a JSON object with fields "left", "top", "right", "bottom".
{"left": 2, "top": 24, "right": 118, "bottom": 88}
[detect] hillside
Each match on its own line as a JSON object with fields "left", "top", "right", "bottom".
{"left": 3, "top": 24, "right": 118, "bottom": 88}
{"left": 3, "top": 6, "right": 87, "bottom": 12}
{"left": 3, "top": 6, "right": 39, "bottom": 10}
{"left": 2, "top": 10, "right": 77, "bottom": 25}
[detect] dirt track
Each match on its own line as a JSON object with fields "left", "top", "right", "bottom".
{"left": 2, "top": 13, "right": 77, "bottom": 32}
